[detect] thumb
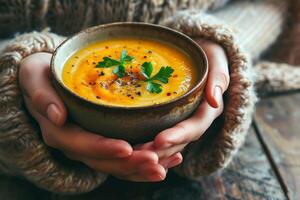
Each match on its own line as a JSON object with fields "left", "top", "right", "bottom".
{"left": 197, "top": 40, "right": 229, "bottom": 108}
{"left": 19, "top": 53, "right": 67, "bottom": 126}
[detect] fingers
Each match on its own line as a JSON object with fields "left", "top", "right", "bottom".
{"left": 159, "top": 153, "right": 183, "bottom": 169}
{"left": 19, "top": 53, "right": 67, "bottom": 126}
{"left": 92, "top": 153, "right": 183, "bottom": 182}
{"left": 156, "top": 144, "right": 186, "bottom": 158}
{"left": 69, "top": 150, "right": 165, "bottom": 182}
{"left": 24, "top": 97, "right": 133, "bottom": 159}
{"left": 68, "top": 146, "right": 176, "bottom": 182}
{"left": 135, "top": 141, "right": 186, "bottom": 158}
{"left": 134, "top": 141, "right": 184, "bottom": 170}
{"left": 154, "top": 99, "right": 223, "bottom": 148}
{"left": 42, "top": 122, "right": 133, "bottom": 159}
{"left": 117, "top": 163, "right": 166, "bottom": 182}
{"left": 196, "top": 39, "right": 230, "bottom": 108}
{"left": 80, "top": 150, "right": 160, "bottom": 176}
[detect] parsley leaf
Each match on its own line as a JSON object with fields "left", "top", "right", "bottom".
{"left": 96, "top": 50, "right": 134, "bottom": 78}
{"left": 113, "top": 65, "right": 126, "bottom": 78}
{"left": 120, "top": 50, "right": 134, "bottom": 63}
{"left": 96, "top": 57, "right": 120, "bottom": 68}
{"left": 151, "top": 66, "right": 174, "bottom": 83}
{"left": 140, "top": 62, "right": 174, "bottom": 94}
{"left": 141, "top": 62, "right": 153, "bottom": 79}
{"left": 146, "top": 81, "right": 162, "bottom": 93}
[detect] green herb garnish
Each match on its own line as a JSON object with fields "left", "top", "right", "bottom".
{"left": 113, "top": 65, "right": 126, "bottom": 78}
{"left": 141, "top": 62, "right": 174, "bottom": 93}
{"left": 96, "top": 50, "right": 133, "bottom": 78}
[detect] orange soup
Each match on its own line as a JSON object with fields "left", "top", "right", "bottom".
{"left": 62, "top": 38, "right": 197, "bottom": 107}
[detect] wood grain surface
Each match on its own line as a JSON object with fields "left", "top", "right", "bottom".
{"left": 255, "top": 93, "right": 300, "bottom": 200}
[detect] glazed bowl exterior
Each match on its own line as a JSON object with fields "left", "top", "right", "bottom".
{"left": 51, "top": 22, "right": 208, "bottom": 144}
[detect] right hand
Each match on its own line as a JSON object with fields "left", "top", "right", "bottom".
{"left": 19, "top": 52, "right": 182, "bottom": 182}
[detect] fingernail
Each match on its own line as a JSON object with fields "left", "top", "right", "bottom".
{"left": 167, "top": 157, "right": 183, "bottom": 168}
{"left": 213, "top": 86, "right": 222, "bottom": 108}
{"left": 116, "top": 150, "right": 131, "bottom": 158}
{"left": 150, "top": 173, "right": 164, "bottom": 181}
{"left": 47, "top": 104, "right": 60, "bottom": 125}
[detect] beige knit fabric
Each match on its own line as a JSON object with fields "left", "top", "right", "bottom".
{"left": 0, "top": 32, "right": 106, "bottom": 193}
{"left": 0, "top": 0, "right": 230, "bottom": 37}
{"left": 0, "top": 0, "right": 298, "bottom": 194}
{"left": 255, "top": 62, "right": 300, "bottom": 94}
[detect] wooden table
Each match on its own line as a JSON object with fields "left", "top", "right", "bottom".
{"left": 0, "top": 41, "right": 299, "bottom": 200}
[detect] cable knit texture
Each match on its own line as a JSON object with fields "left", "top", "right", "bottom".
{"left": 0, "top": 0, "right": 299, "bottom": 195}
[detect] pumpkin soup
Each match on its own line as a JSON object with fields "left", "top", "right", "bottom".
{"left": 62, "top": 38, "right": 197, "bottom": 107}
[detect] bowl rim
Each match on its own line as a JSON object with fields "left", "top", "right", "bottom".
{"left": 51, "top": 22, "right": 208, "bottom": 110}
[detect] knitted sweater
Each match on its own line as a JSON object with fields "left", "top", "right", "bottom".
{"left": 0, "top": 0, "right": 299, "bottom": 194}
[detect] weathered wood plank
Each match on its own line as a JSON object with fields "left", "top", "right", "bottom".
{"left": 254, "top": 93, "right": 300, "bottom": 200}
{"left": 192, "top": 127, "right": 286, "bottom": 200}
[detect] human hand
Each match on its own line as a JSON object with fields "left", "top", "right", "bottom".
{"left": 19, "top": 52, "right": 180, "bottom": 182}
{"left": 136, "top": 39, "right": 229, "bottom": 162}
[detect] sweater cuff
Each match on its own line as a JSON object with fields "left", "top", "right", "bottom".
{"left": 162, "top": 11, "right": 257, "bottom": 177}
{"left": 0, "top": 31, "right": 107, "bottom": 194}
{"left": 255, "top": 61, "right": 300, "bottom": 95}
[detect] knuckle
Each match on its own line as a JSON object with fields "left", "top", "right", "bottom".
{"left": 216, "top": 72, "right": 230, "bottom": 91}
{"left": 31, "top": 89, "right": 47, "bottom": 107}
{"left": 176, "top": 123, "right": 187, "bottom": 134}
{"left": 175, "top": 123, "right": 190, "bottom": 143}
{"left": 180, "top": 122, "right": 203, "bottom": 142}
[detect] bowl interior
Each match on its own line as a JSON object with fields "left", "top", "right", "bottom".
{"left": 52, "top": 22, "right": 208, "bottom": 108}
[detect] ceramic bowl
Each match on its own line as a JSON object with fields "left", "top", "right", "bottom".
{"left": 51, "top": 22, "right": 208, "bottom": 144}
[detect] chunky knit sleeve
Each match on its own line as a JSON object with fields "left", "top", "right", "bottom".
{"left": 0, "top": 0, "right": 98, "bottom": 37}
{"left": 0, "top": 0, "right": 230, "bottom": 37}
{"left": 162, "top": 11, "right": 257, "bottom": 177}
{"left": 0, "top": 32, "right": 107, "bottom": 194}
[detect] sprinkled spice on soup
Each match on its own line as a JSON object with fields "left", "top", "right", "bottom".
{"left": 62, "top": 38, "right": 197, "bottom": 107}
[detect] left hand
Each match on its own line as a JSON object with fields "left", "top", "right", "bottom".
{"left": 135, "top": 39, "right": 229, "bottom": 166}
